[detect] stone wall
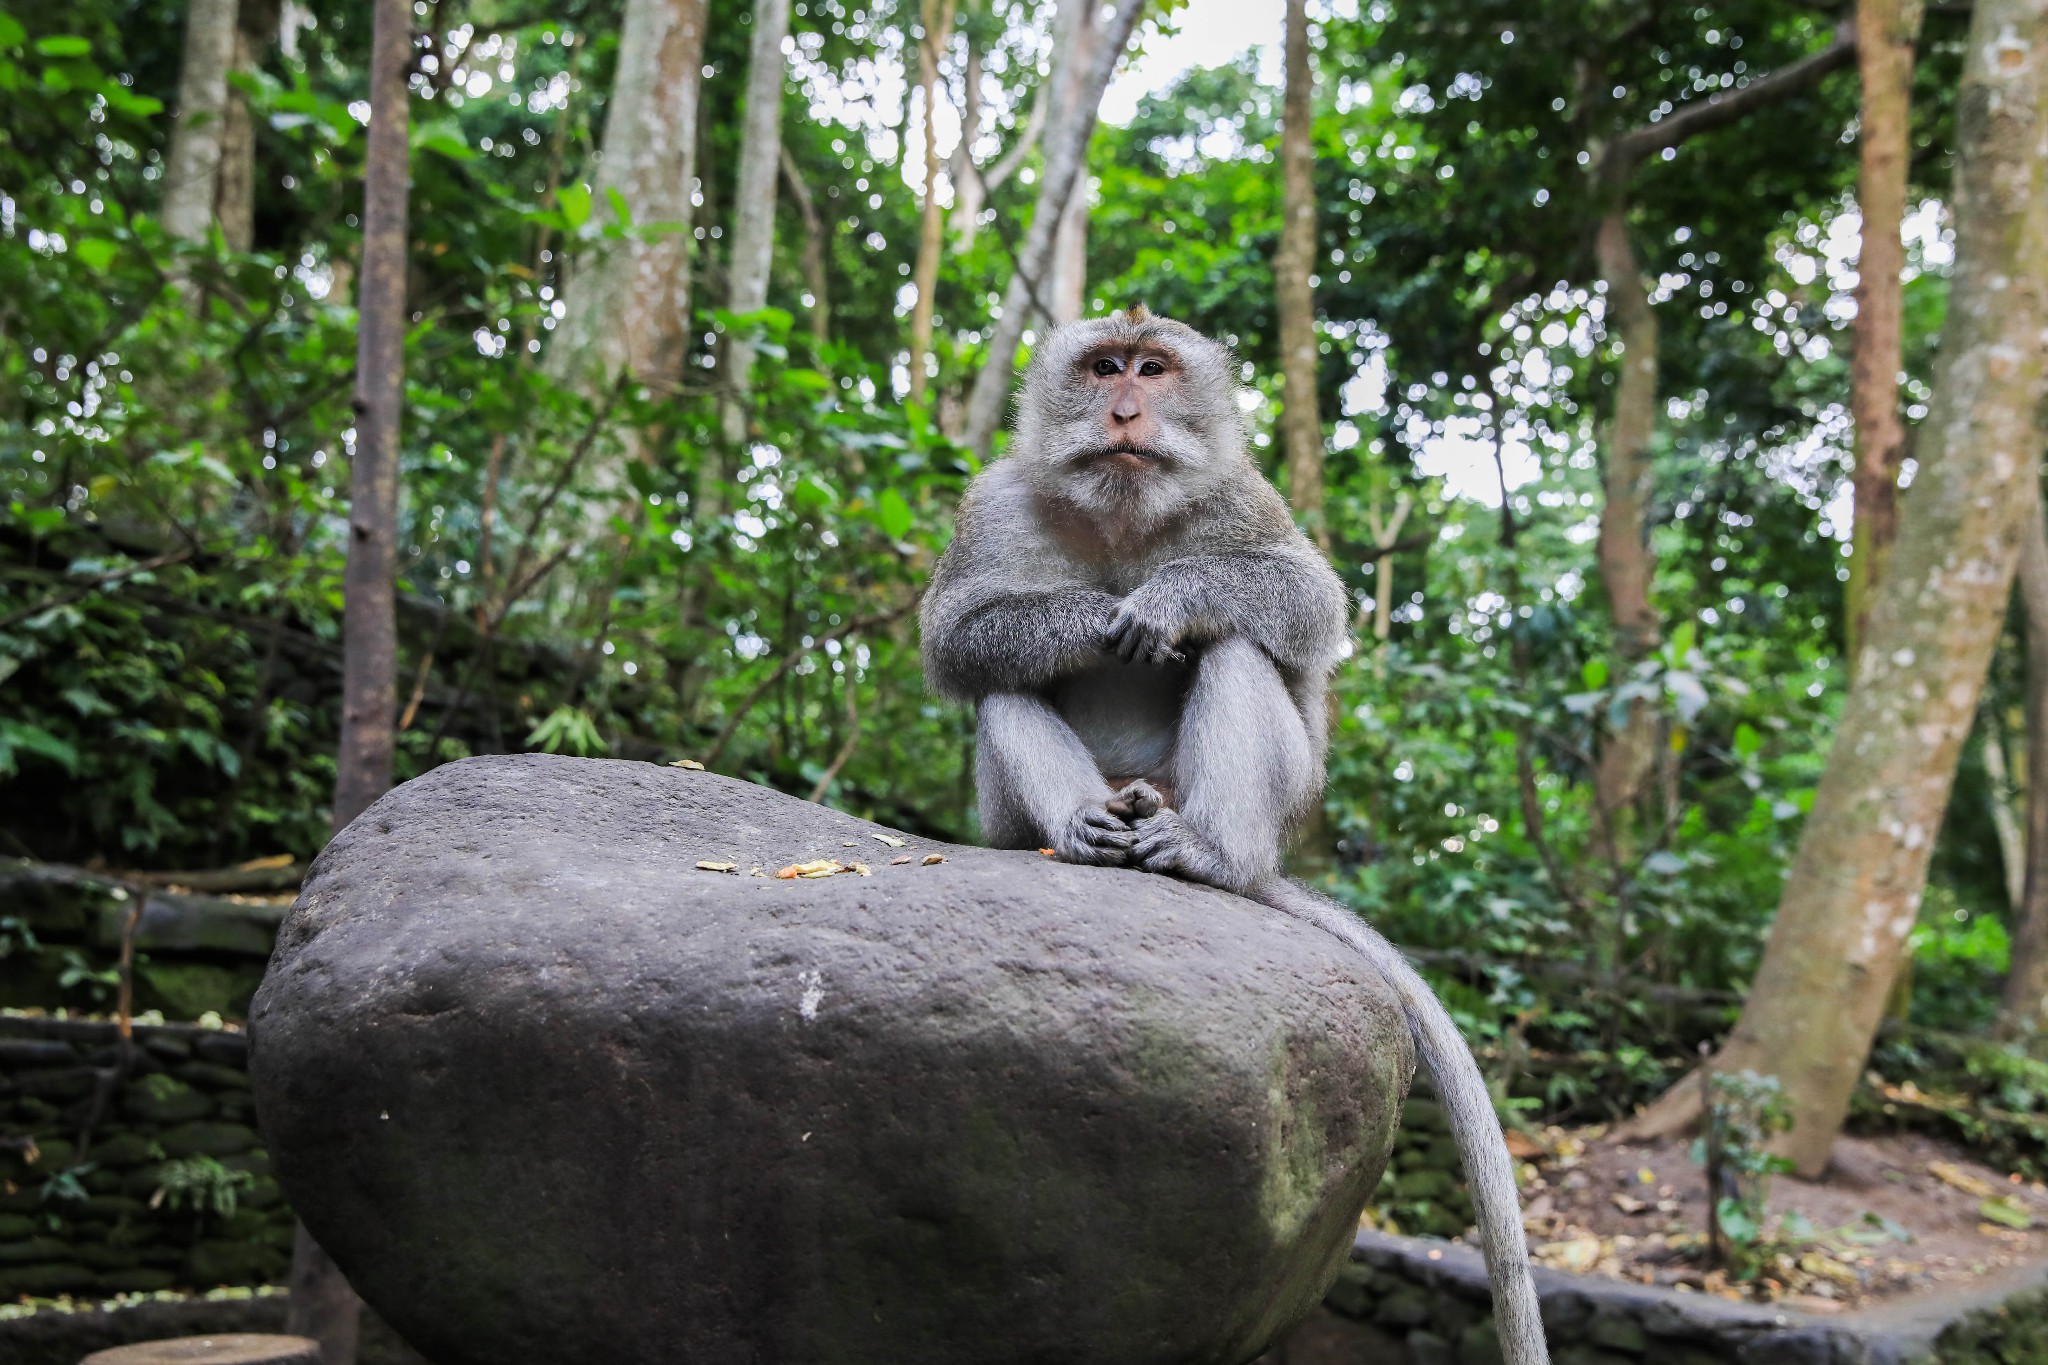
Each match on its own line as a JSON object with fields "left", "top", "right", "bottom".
{"left": 1261, "top": 1230, "right": 2048, "bottom": 1365}
{"left": 0, "top": 1013, "right": 292, "bottom": 1301}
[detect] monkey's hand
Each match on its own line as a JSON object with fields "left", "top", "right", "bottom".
{"left": 1104, "top": 780, "right": 1164, "bottom": 824}
{"left": 1054, "top": 802, "right": 1135, "bottom": 866}
{"left": 1104, "top": 586, "right": 1189, "bottom": 666}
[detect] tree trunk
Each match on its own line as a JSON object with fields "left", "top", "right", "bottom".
{"left": 292, "top": 0, "right": 411, "bottom": 1352}
{"left": 1999, "top": 489, "right": 2048, "bottom": 1039}
{"left": 1590, "top": 205, "right": 1664, "bottom": 898}
{"left": 954, "top": 64, "right": 1047, "bottom": 248}
{"left": 1984, "top": 716, "right": 2029, "bottom": 910}
{"left": 950, "top": 36, "right": 986, "bottom": 243}
{"left": 330, "top": 0, "right": 410, "bottom": 834}
{"left": 1044, "top": 0, "right": 1101, "bottom": 326}
{"left": 1846, "top": 0, "right": 1927, "bottom": 665}
{"left": 161, "top": 0, "right": 240, "bottom": 243}
{"left": 908, "top": 0, "right": 959, "bottom": 405}
{"left": 215, "top": 0, "right": 282, "bottom": 252}
{"left": 1276, "top": 0, "right": 1324, "bottom": 547}
{"left": 718, "top": 0, "right": 792, "bottom": 440}
{"left": 1622, "top": 0, "right": 2048, "bottom": 1171}
{"left": 780, "top": 145, "right": 831, "bottom": 348}
{"left": 961, "top": 0, "right": 1144, "bottom": 459}
{"left": 548, "top": 0, "right": 709, "bottom": 394}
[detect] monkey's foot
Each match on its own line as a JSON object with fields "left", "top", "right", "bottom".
{"left": 1130, "top": 810, "right": 1241, "bottom": 890}
{"left": 1053, "top": 803, "right": 1135, "bottom": 866}
{"left": 1104, "top": 780, "right": 1164, "bottom": 824}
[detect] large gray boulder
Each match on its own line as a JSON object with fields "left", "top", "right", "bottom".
{"left": 250, "top": 754, "right": 1412, "bottom": 1365}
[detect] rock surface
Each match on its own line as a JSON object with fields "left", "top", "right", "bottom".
{"left": 250, "top": 754, "right": 1413, "bottom": 1365}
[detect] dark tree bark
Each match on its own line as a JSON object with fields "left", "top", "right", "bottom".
{"left": 1624, "top": 0, "right": 2048, "bottom": 1170}
{"left": 329, "top": 0, "right": 411, "bottom": 836}
{"left": 293, "top": 0, "right": 412, "bottom": 1350}
{"left": 1847, "top": 0, "right": 1928, "bottom": 663}
{"left": 1276, "top": 0, "right": 1325, "bottom": 548}
{"left": 780, "top": 145, "right": 831, "bottom": 347}
{"left": 1999, "top": 487, "right": 2048, "bottom": 1039}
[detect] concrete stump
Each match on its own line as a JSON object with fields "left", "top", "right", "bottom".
{"left": 79, "top": 1335, "right": 320, "bottom": 1364}
{"left": 250, "top": 754, "right": 1415, "bottom": 1365}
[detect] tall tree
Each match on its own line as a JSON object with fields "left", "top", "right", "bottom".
{"left": 1582, "top": 31, "right": 1856, "bottom": 926}
{"left": 217, "top": 0, "right": 282, "bottom": 252}
{"left": 721, "top": 0, "right": 794, "bottom": 440}
{"left": 1275, "top": 0, "right": 1324, "bottom": 546}
{"left": 1624, "top": 0, "right": 2048, "bottom": 1171}
{"left": 286, "top": 0, "right": 413, "bottom": 1353}
{"left": 1999, "top": 492, "right": 2048, "bottom": 1040}
{"left": 962, "top": 0, "right": 1145, "bottom": 458}
{"left": 908, "top": 0, "right": 959, "bottom": 405}
{"left": 1846, "top": 0, "right": 1928, "bottom": 661}
{"left": 1045, "top": 0, "right": 1104, "bottom": 324}
{"left": 549, "top": 0, "right": 710, "bottom": 396}
{"left": 160, "top": 0, "right": 240, "bottom": 243}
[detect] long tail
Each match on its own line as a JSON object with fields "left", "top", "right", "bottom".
{"left": 1250, "top": 878, "right": 1548, "bottom": 1365}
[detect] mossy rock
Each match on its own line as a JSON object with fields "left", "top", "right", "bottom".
{"left": 253, "top": 755, "right": 1416, "bottom": 1365}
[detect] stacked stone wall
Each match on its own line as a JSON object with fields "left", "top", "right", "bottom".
{"left": 0, "top": 1015, "right": 291, "bottom": 1301}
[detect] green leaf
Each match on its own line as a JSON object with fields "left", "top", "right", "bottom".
{"left": 411, "top": 121, "right": 473, "bottom": 160}
{"left": 0, "top": 720, "right": 80, "bottom": 776}
{"left": 1981, "top": 1197, "right": 2033, "bottom": 1230}
{"left": 1732, "top": 722, "right": 1762, "bottom": 759}
{"left": 1581, "top": 658, "right": 1608, "bottom": 689}
{"left": 101, "top": 85, "right": 162, "bottom": 117}
{"left": 875, "top": 487, "right": 913, "bottom": 541}
{"left": 71, "top": 237, "right": 116, "bottom": 272}
{"left": 0, "top": 14, "right": 27, "bottom": 48}
{"left": 1670, "top": 619, "right": 1697, "bottom": 662}
{"left": 33, "top": 35, "right": 90, "bottom": 57}
{"left": 526, "top": 706, "right": 607, "bottom": 756}
{"left": 556, "top": 182, "right": 592, "bottom": 230}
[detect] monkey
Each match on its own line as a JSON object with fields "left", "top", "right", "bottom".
{"left": 920, "top": 307, "right": 1548, "bottom": 1365}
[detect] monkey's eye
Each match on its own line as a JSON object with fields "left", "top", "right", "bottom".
{"left": 1092, "top": 356, "right": 1124, "bottom": 377}
{"left": 1137, "top": 358, "right": 1167, "bottom": 377}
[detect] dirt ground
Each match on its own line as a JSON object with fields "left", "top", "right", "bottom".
{"left": 1503, "top": 1126, "right": 2048, "bottom": 1311}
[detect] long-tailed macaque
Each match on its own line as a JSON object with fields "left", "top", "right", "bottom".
{"left": 921, "top": 308, "right": 1547, "bottom": 1365}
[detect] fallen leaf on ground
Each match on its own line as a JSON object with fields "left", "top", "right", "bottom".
{"left": 847, "top": 862, "right": 872, "bottom": 876}
{"left": 921, "top": 853, "right": 945, "bottom": 866}
{"left": 695, "top": 861, "right": 736, "bottom": 873}
{"left": 669, "top": 759, "right": 705, "bottom": 770}
{"left": 1538, "top": 1237, "right": 1604, "bottom": 1274}
{"left": 776, "top": 859, "right": 847, "bottom": 879}
{"left": 890, "top": 855, "right": 913, "bottom": 866}
{"left": 871, "top": 833, "right": 907, "bottom": 848}
{"left": 1779, "top": 1293, "right": 1845, "bottom": 1315}
{"left": 1979, "top": 1197, "right": 2033, "bottom": 1231}
{"left": 1931, "top": 1162, "right": 1997, "bottom": 1199}
{"left": 1612, "top": 1194, "right": 1647, "bottom": 1215}
{"left": 1504, "top": 1131, "right": 1545, "bottom": 1159}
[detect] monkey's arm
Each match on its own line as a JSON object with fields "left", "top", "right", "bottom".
{"left": 1106, "top": 548, "right": 1348, "bottom": 676}
{"left": 923, "top": 586, "right": 1122, "bottom": 700}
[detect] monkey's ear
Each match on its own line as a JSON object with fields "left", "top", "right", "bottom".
{"left": 1122, "top": 303, "right": 1153, "bottom": 324}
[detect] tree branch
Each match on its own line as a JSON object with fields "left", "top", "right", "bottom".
{"left": 1604, "top": 24, "right": 1858, "bottom": 178}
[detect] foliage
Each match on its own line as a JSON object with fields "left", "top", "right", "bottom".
{"left": 1691, "top": 1068, "right": 1795, "bottom": 1278}
{"left": 150, "top": 1154, "right": 257, "bottom": 1225}
{"left": 0, "top": 0, "right": 2026, "bottom": 1145}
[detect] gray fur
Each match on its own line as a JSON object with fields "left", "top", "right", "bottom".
{"left": 920, "top": 310, "right": 1550, "bottom": 1365}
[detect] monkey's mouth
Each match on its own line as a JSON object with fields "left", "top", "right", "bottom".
{"left": 1083, "top": 443, "right": 1167, "bottom": 469}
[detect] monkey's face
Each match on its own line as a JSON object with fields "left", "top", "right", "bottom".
{"left": 1015, "top": 311, "right": 1247, "bottom": 529}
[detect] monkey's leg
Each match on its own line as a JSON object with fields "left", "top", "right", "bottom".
{"left": 977, "top": 693, "right": 1134, "bottom": 865}
{"left": 1132, "top": 637, "right": 1316, "bottom": 893}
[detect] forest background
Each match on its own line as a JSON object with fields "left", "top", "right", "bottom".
{"left": 8, "top": 0, "right": 2048, "bottom": 1195}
